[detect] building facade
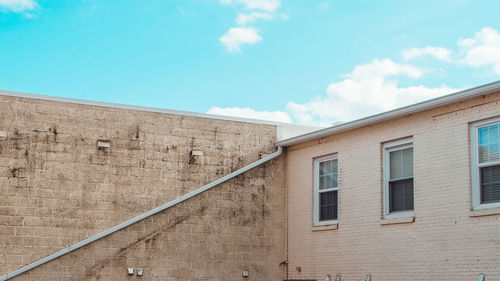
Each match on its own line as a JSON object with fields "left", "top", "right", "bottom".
{"left": 283, "top": 84, "right": 500, "bottom": 281}
{"left": 0, "top": 93, "right": 293, "bottom": 281}
{"left": 1, "top": 81, "right": 500, "bottom": 281}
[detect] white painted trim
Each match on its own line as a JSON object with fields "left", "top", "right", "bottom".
{"left": 478, "top": 160, "right": 500, "bottom": 168}
{"left": 473, "top": 202, "right": 500, "bottom": 210}
{"left": 383, "top": 139, "right": 413, "bottom": 150}
{"left": 0, "top": 147, "right": 282, "bottom": 281}
{"left": 314, "top": 219, "right": 338, "bottom": 227}
{"left": 313, "top": 154, "right": 339, "bottom": 226}
{"left": 311, "top": 223, "right": 338, "bottom": 231}
{"left": 380, "top": 215, "right": 415, "bottom": 225}
{"left": 383, "top": 138, "right": 414, "bottom": 218}
{"left": 470, "top": 116, "right": 500, "bottom": 210}
{"left": 384, "top": 211, "right": 415, "bottom": 220}
{"left": 470, "top": 207, "right": 500, "bottom": 217}
{"left": 278, "top": 80, "right": 500, "bottom": 146}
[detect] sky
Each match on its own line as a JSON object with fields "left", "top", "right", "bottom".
{"left": 1, "top": 0, "right": 500, "bottom": 126}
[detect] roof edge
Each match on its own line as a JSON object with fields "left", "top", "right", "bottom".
{"left": 0, "top": 89, "right": 286, "bottom": 127}
{"left": 277, "top": 80, "right": 500, "bottom": 147}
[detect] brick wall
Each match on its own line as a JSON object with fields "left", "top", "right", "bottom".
{"left": 286, "top": 92, "right": 500, "bottom": 281}
{"left": 0, "top": 95, "right": 286, "bottom": 281}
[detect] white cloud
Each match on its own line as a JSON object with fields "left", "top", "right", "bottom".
{"left": 236, "top": 12, "right": 273, "bottom": 25}
{"left": 347, "top": 58, "right": 423, "bottom": 80}
{"left": 401, "top": 27, "right": 500, "bottom": 76}
{"left": 207, "top": 59, "right": 457, "bottom": 126}
{"left": 279, "top": 13, "right": 289, "bottom": 20}
{"left": 458, "top": 27, "right": 500, "bottom": 75}
{"left": 402, "top": 46, "right": 452, "bottom": 62}
{"left": 219, "top": 27, "right": 262, "bottom": 52}
{"left": 317, "top": 1, "right": 331, "bottom": 9}
{"left": 218, "top": 0, "right": 284, "bottom": 52}
{"left": 207, "top": 106, "right": 292, "bottom": 123}
{"left": 0, "top": 0, "right": 36, "bottom": 12}
{"left": 220, "top": 0, "right": 281, "bottom": 12}
{"left": 286, "top": 59, "right": 457, "bottom": 125}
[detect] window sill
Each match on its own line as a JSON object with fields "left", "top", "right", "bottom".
{"left": 470, "top": 207, "right": 500, "bottom": 217}
{"left": 381, "top": 216, "right": 415, "bottom": 225}
{"left": 312, "top": 223, "right": 338, "bottom": 232}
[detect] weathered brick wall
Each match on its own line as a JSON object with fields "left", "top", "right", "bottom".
{"left": 286, "top": 92, "right": 500, "bottom": 281}
{"left": 0, "top": 95, "right": 286, "bottom": 281}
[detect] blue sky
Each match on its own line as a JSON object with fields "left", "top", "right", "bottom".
{"left": 1, "top": 0, "right": 500, "bottom": 125}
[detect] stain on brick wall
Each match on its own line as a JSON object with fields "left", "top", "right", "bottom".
{"left": 0, "top": 95, "right": 286, "bottom": 281}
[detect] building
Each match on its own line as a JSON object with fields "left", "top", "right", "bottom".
{"left": 1, "top": 81, "right": 500, "bottom": 281}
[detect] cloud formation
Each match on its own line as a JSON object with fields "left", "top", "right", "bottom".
{"left": 317, "top": 1, "right": 332, "bottom": 9}
{"left": 236, "top": 12, "right": 273, "bottom": 25}
{"left": 209, "top": 59, "right": 456, "bottom": 126}
{"left": 286, "top": 59, "right": 456, "bottom": 125}
{"left": 219, "top": 27, "right": 263, "bottom": 52}
{"left": 219, "top": 0, "right": 284, "bottom": 53}
{"left": 207, "top": 106, "right": 292, "bottom": 123}
{"left": 211, "top": 27, "right": 500, "bottom": 126}
{"left": 0, "top": 0, "right": 36, "bottom": 12}
{"left": 402, "top": 46, "right": 452, "bottom": 62}
{"left": 220, "top": 0, "right": 281, "bottom": 12}
{"left": 458, "top": 27, "right": 500, "bottom": 75}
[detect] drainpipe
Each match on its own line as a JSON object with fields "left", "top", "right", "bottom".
{"left": 1, "top": 147, "right": 282, "bottom": 281}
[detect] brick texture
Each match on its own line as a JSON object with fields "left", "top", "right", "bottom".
{"left": 286, "top": 92, "right": 500, "bottom": 281}
{"left": 0, "top": 95, "right": 286, "bottom": 281}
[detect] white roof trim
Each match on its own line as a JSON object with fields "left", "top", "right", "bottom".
{"left": 277, "top": 80, "right": 500, "bottom": 147}
{"left": 0, "top": 89, "right": 286, "bottom": 126}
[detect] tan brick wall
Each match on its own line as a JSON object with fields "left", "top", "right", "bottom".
{"left": 0, "top": 95, "right": 286, "bottom": 281}
{"left": 286, "top": 92, "right": 500, "bottom": 281}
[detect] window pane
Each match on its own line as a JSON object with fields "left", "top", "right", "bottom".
{"left": 390, "top": 150, "right": 402, "bottom": 179}
{"left": 320, "top": 161, "right": 332, "bottom": 176}
{"left": 402, "top": 148, "right": 413, "bottom": 178}
{"left": 318, "top": 159, "right": 338, "bottom": 190}
{"left": 389, "top": 178, "right": 414, "bottom": 212}
{"left": 489, "top": 124, "right": 500, "bottom": 162}
{"left": 390, "top": 147, "right": 413, "bottom": 180}
{"left": 480, "top": 165, "right": 500, "bottom": 204}
{"left": 321, "top": 175, "right": 333, "bottom": 189}
{"left": 479, "top": 124, "right": 500, "bottom": 163}
{"left": 319, "top": 191, "right": 338, "bottom": 221}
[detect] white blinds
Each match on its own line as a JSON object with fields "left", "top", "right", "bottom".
{"left": 390, "top": 147, "right": 413, "bottom": 180}
{"left": 481, "top": 165, "right": 500, "bottom": 203}
{"left": 479, "top": 123, "right": 500, "bottom": 163}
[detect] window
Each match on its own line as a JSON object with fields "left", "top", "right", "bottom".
{"left": 471, "top": 118, "right": 500, "bottom": 210}
{"left": 383, "top": 139, "right": 414, "bottom": 218}
{"left": 313, "top": 155, "right": 338, "bottom": 226}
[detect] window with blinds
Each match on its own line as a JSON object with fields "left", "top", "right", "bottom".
{"left": 383, "top": 138, "right": 414, "bottom": 218}
{"left": 389, "top": 147, "right": 414, "bottom": 212}
{"left": 314, "top": 155, "right": 338, "bottom": 225}
{"left": 477, "top": 122, "right": 500, "bottom": 204}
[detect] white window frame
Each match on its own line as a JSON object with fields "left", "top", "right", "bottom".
{"left": 470, "top": 116, "right": 500, "bottom": 210}
{"left": 313, "top": 154, "right": 338, "bottom": 226}
{"left": 383, "top": 138, "right": 414, "bottom": 219}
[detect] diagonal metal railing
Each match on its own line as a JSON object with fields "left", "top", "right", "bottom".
{"left": 0, "top": 147, "right": 282, "bottom": 281}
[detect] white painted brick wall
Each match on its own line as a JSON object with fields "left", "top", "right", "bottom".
{"left": 286, "top": 92, "right": 500, "bottom": 281}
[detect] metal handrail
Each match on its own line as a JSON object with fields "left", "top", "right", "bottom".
{"left": 1, "top": 147, "right": 282, "bottom": 280}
